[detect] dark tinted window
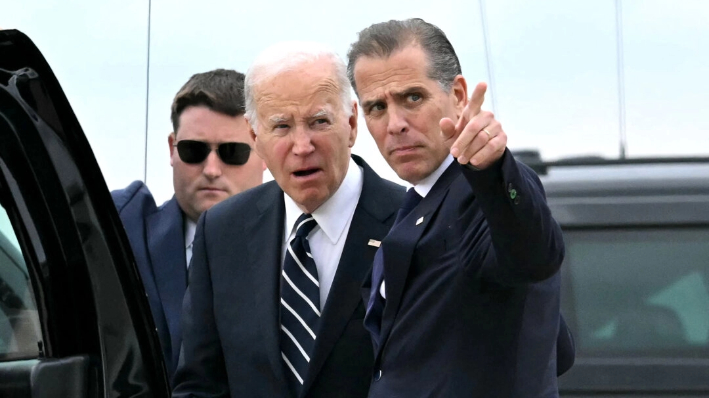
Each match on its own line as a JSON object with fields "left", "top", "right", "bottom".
{"left": 0, "top": 203, "right": 41, "bottom": 360}
{"left": 564, "top": 228, "right": 709, "bottom": 357}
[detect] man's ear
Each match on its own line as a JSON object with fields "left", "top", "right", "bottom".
{"left": 247, "top": 120, "right": 264, "bottom": 160}
{"left": 451, "top": 75, "right": 468, "bottom": 117}
{"left": 347, "top": 101, "right": 358, "bottom": 148}
{"left": 246, "top": 115, "right": 258, "bottom": 141}
{"left": 245, "top": 117, "right": 267, "bottom": 171}
{"left": 168, "top": 132, "right": 176, "bottom": 167}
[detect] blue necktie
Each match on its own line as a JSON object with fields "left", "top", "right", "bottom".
{"left": 280, "top": 213, "right": 320, "bottom": 396}
{"left": 364, "top": 188, "right": 422, "bottom": 348}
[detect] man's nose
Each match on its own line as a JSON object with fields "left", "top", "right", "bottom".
{"left": 292, "top": 126, "right": 315, "bottom": 156}
{"left": 202, "top": 149, "right": 224, "bottom": 179}
{"left": 387, "top": 106, "right": 409, "bottom": 135}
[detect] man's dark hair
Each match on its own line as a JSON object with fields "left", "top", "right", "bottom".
{"left": 170, "top": 68, "right": 246, "bottom": 134}
{"left": 346, "top": 18, "right": 462, "bottom": 95}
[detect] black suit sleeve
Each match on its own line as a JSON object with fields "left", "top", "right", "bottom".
{"left": 460, "top": 149, "right": 565, "bottom": 285}
{"left": 557, "top": 314, "right": 576, "bottom": 376}
{"left": 172, "top": 212, "right": 230, "bottom": 397}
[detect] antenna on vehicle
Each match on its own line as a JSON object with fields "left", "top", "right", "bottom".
{"left": 615, "top": 0, "right": 627, "bottom": 159}
{"left": 479, "top": 0, "right": 497, "bottom": 116}
{"left": 143, "top": 0, "right": 152, "bottom": 184}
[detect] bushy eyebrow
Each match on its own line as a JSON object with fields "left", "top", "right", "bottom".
{"left": 361, "top": 86, "right": 427, "bottom": 110}
{"left": 268, "top": 115, "right": 290, "bottom": 125}
{"left": 361, "top": 97, "right": 382, "bottom": 111}
{"left": 394, "top": 86, "right": 426, "bottom": 100}
{"left": 310, "top": 109, "right": 331, "bottom": 119}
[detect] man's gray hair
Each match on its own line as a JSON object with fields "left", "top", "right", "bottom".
{"left": 245, "top": 41, "right": 353, "bottom": 133}
{"left": 346, "top": 18, "right": 462, "bottom": 95}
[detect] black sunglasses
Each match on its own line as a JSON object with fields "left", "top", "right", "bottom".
{"left": 174, "top": 140, "right": 252, "bottom": 166}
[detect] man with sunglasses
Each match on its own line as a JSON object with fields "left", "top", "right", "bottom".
{"left": 112, "top": 69, "right": 265, "bottom": 382}
{"left": 172, "top": 43, "right": 405, "bottom": 398}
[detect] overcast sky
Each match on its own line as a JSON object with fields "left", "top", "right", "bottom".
{"left": 3, "top": 0, "right": 708, "bottom": 204}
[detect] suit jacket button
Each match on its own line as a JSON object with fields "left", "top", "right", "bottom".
{"left": 374, "top": 369, "right": 382, "bottom": 381}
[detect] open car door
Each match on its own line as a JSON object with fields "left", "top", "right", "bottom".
{"left": 0, "top": 30, "right": 170, "bottom": 397}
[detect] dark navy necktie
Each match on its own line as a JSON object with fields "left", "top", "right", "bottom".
{"left": 364, "top": 188, "right": 422, "bottom": 348}
{"left": 393, "top": 188, "right": 424, "bottom": 226}
{"left": 280, "top": 213, "right": 320, "bottom": 396}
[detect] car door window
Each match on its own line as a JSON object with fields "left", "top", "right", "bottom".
{"left": 564, "top": 228, "right": 709, "bottom": 356}
{"left": 0, "top": 202, "right": 41, "bottom": 360}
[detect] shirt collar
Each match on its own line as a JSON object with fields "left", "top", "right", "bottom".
{"left": 184, "top": 218, "right": 197, "bottom": 249}
{"left": 412, "top": 154, "right": 454, "bottom": 198}
{"left": 284, "top": 157, "right": 364, "bottom": 244}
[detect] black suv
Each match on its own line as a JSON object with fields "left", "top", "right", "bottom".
{"left": 0, "top": 30, "right": 170, "bottom": 397}
{"left": 533, "top": 158, "right": 709, "bottom": 396}
{"left": 1, "top": 30, "right": 708, "bottom": 397}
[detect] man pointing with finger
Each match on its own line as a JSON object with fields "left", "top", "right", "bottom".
{"left": 348, "top": 19, "right": 569, "bottom": 397}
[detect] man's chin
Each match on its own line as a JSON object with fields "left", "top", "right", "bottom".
{"left": 196, "top": 195, "right": 228, "bottom": 212}
{"left": 393, "top": 164, "right": 427, "bottom": 185}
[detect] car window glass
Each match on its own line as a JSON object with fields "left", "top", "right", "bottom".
{"left": 565, "top": 228, "right": 709, "bottom": 356}
{"left": 0, "top": 203, "right": 41, "bottom": 360}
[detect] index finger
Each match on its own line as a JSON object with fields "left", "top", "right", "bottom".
{"left": 468, "top": 82, "right": 487, "bottom": 115}
{"left": 454, "top": 82, "right": 488, "bottom": 133}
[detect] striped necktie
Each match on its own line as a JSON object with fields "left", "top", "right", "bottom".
{"left": 280, "top": 213, "right": 320, "bottom": 396}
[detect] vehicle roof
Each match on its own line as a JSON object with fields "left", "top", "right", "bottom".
{"left": 535, "top": 162, "right": 709, "bottom": 227}
{"left": 540, "top": 163, "right": 709, "bottom": 197}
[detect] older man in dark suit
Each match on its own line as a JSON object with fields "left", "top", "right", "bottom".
{"left": 112, "top": 69, "right": 265, "bottom": 380}
{"left": 172, "top": 42, "right": 405, "bottom": 398}
{"left": 348, "top": 19, "right": 570, "bottom": 397}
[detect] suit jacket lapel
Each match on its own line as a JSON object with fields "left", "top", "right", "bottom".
{"left": 302, "top": 157, "right": 402, "bottom": 395}
{"left": 245, "top": 183, "right": 289, "bottom": 385}
{"left": 146, "top": 197, "right": 187, "bottom": 370}
{"left": 377, "top": 163, "right": 461, "bottom": 357}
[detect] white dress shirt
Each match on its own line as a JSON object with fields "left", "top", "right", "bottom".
{"left": 184, "top": 218, "right": 197, "bottom": 268}
{"left": 410, "top": 154, "right": 455, "bottom": 198}
{"left": 380, "top": 154, "right": 454, "bottom": 299}
{"left": 282, "top": 158, "right": 364, "bottom": 310}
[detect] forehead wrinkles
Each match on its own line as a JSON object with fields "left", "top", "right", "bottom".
{"left": 357, "top": 63, "right": 423, "bottom": 101}
{"left": 256, "top": 76, "right": 341, "bottom": 118}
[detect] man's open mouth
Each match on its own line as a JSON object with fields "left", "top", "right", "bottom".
{"left": 293, "top": 168, "right": 320, "bottom": 177}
